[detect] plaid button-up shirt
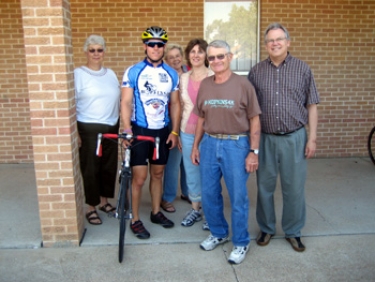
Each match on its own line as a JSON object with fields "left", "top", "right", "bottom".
{"left": 248, "top": 53, "right": 320, "bottom": 134}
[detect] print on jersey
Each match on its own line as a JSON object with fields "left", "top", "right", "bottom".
{"left": 142, "top": 81, "right": 167, "bottom": 120}
{"left": 144, "top": 81, "right": 156, "bottom": 92}
{"left": 145, "top": 98, "right": 166, "bottom": 118}
{"left": 159, "top": 73, "right": 168, "bottom": 83}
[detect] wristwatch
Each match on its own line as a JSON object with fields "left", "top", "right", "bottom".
{"left": 250, "top": 149, "right": 259, "bottom": 155}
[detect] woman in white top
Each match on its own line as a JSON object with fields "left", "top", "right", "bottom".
{"left": 179, "top": 39, "right": 214, "bottom": 228}
{"left": 74, "top": 35, "right": 120, "bottom": 225}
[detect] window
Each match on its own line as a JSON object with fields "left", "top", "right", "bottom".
{"left": 204, "top": 0, "right": 259, "bottom": 74}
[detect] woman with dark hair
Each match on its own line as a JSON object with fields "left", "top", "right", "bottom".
{"left": 74, "top": 35, "right": 120, "bottom": 225}
{"left": 180, "top": 38, "right": 214, "bottom": 228}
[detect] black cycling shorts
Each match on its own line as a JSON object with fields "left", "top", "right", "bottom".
{"left": 130, "top": 123, "right": 171, "bottom": 166}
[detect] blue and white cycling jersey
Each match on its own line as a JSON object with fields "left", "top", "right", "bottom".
{"left": 122, "top": 58, "right": 179, "bottom": 129}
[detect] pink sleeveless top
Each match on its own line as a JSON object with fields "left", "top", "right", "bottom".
{"left": 184, "top": 78, "right": 201, "bottom": 134}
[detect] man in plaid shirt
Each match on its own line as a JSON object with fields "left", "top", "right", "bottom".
{"left": 248, "top": 22, "right": 320, "bottom": 252}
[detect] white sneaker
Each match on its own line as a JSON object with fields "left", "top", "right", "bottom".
{"left": 228, "top": 244, "right": 250, "bottom": 264}
{"left": 181, "top": 209, "right": 202, "bottom": 226}
{"left": 200, "top": 234, "right": 229, "bottom": 251}
{"left": 202, "top": 221, "right": 210, "bottom": 231}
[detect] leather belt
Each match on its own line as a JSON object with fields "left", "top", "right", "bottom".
{"left": 207, "top": 133, "right": 248, "bottom": 140}
{"left": 267, "top": 126, "right": 304, "bottom": 136}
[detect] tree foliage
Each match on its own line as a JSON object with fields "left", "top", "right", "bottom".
{"left": 205, "top": 1, "right": 258, "bottom": 69}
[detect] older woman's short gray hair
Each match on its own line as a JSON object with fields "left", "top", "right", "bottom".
{"left": 164, "top": 43, "right": 184, "bottom": 59}
{"left": 83, "top": 35, "right": 106, "bottom": 52}
{"left": 207, "top": 40, "right": 231, "bottom": 54}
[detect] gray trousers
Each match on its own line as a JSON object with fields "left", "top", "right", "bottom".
{"left": 256, "top": 127, "right": 307, "bottom": 238}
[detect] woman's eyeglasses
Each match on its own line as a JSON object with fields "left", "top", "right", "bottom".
{"left": 88, "top": 49, "right": 104, "bottom": 53}
{"left": 145, "top": 42, "right": 165, "bottom": 48}
{"left": 207, "top": 53, "right": 228, "bottom": 62}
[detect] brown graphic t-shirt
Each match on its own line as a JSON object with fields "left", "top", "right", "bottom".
{"left": 194, "top": 73, "right": 261, "bottom": 135}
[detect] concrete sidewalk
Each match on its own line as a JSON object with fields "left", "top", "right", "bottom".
{"left": 0, "top": 158, "right": 375, "bottom": 281}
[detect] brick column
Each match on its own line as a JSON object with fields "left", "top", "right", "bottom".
{"left": 21, "top": 0, "right": 84, "bottom": 247}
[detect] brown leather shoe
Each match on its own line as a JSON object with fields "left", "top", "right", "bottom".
{"left": 256, "top": 231, "right": 274, "bottom": 246}
{"left": 286, "top": 237, "right": 306, "bottom": 252}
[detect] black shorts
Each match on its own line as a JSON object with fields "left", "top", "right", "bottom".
{"left": 130, "top": 123, "right": 170, "bottom": 166}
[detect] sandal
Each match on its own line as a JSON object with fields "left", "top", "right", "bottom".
{"left": 99, "top": 203, "right": 116, "bottom": 214}
{"left": 86, "top": 210, "right": 102, "bottom": 225}
{"left": 160, "top": 200, "right": 176, "bottom": 213}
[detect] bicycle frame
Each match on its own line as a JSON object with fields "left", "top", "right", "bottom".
{"left": 115, "top": 146, "right": 132, "bottom": 220}
{"left": 96, "top": 132, "right": 160, "bottom": 262}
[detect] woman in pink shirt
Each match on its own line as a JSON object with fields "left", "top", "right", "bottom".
{"left": 179, "top": 38, "right": 214, "bottom": 228}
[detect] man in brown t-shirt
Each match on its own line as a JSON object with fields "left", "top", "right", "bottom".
{"left": 191, "top": 39, "right": 261, "bottom": 265}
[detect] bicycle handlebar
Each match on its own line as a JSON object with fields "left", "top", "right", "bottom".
{"left": 96, "top": 133, "right": 160, "bottom": 160}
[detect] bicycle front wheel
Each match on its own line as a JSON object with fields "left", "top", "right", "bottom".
{"left": 118, "top": 173, "right": 129, "bottom": 263}
{"left": 368, "top": 126, "right": 375, "bottom": 165}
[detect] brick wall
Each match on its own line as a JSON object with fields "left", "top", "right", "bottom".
{"left": 1, "top": 0, "right": 375, "bottom": 163}
{"left": 0, "top": 1, "right": 33, "bottom": 163}
{"left": 70, "top": 0, "right": 204, "bottom": 84}
{"left": 260, "top": 0, "right": 375, "bottom": 157}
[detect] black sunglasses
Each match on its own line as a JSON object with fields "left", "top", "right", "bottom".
{"left": 88, "top": 49, "right": 104, "bottom": 53}
{"left": 207, "top": 53, "right": 228, "bottom": 62}
{"left": 145, "top": 42, "right": 165, "bottom": 48}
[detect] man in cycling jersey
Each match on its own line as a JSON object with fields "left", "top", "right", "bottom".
{"left": 121, "top": 26, "right": 181, "bottom": 239}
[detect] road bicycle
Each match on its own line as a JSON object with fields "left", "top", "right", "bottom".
{"left": 96, "top": 133, "right": 160, "bottom": 263}
{"left": 368, "top": 125, "right": 375, "bottom": 166}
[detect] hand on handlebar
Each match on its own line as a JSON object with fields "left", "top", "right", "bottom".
{"left": 121, "top": 130, "right": 133, "bottom": 148}
{"left": 122, "top": 140, "right": 132, "bottom": 148}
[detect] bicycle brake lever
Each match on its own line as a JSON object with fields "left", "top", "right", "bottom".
{"left": 155, "top": 137, "right": 160, "bottom": 160}
{"left": 96, "top": 133, "right": 102, "bottom": 156}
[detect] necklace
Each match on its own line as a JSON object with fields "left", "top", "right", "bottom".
{"left": 190, "top": 69, "right": 209, "bottom": 82}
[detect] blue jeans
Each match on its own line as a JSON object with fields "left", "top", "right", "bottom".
{"left": 200, "top": 134, "right": 251, "bottom": 246}
{"left": 162, "top": 145, "right": 188, "bottom": 203}
{"left": 181, "top": 131, "right": 201, "bottom": 202}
